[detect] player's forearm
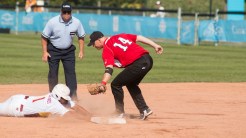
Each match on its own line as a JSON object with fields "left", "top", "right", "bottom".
{"left": 102, "top": 73, "right": 111, "bottom": 84}
{"left": 136, "top": 35, "right": 159, "bottom": 49}
{"left": 78, "top": 38, "right": 84, "bottom": 53}
{"left": 101, "top": 65, "right": 113, "bottom": 84}
{"left": 67, "top": 104, "right": 91, "bottom": 120}
{"left": 41, "top": 37, "right": 48, "bottom": 53}
{"left": 72, "top": 104, "right": 91, "bottom": 116}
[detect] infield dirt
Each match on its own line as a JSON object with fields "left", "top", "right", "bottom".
{"left": 0, "top": 83, "right": 245, "bottom": 138}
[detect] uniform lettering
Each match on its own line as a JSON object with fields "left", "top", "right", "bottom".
{"left": 113, "top": 43, "right": 128, "bottom": 51}
{"left": 118, "top": 37, "right": 132, "bottom": 45}
{"left": 113, "top": 37, "right": 132, "bottom": 51}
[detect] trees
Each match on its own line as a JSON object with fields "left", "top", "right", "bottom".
{"left": 0, "top": 0, "right": 225, "bottom": 12}
{"left": 0, "top": 0, "right": 18, "bottom": 5}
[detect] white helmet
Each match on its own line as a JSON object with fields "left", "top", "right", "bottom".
{"left": 51, "top": 84, "right": 71, "bottom": 101}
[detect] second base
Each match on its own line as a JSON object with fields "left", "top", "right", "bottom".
{"left": 90, "top": 116, "right": 126, "bottom": 124}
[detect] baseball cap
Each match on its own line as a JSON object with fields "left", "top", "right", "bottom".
{"left": 156, "top": 1, "right": 161, "bottom": 5}
{"left": 61, "top": 2, "right": 72, "bottom": 12}
{"left": 52, "top": 84, "right": 71, "bottom": 101}
{"left": 87, "top": 31, "right": 104, "bottom": 46}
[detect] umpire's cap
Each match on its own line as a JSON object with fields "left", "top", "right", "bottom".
{"left": 87, "top": 31, "right": 104, "bottom": 46}
{"left": 61, "top": 2, "right": 72, "bottom": 12}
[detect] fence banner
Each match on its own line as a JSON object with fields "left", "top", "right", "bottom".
{"left": 17, "top": 12, "right": 56, "bottom": 32}
{"left": 0, "top": 10, "right": 177, "bottom": 40}
{"left": 198, "top": 19, "right": 246, "bottom": 42}
{"left": 198, "top": 20, "right": 217, "bottom": 42}
{"left": 75, "top": 14, "right": 178, "bottom": 39}
{"left": 74, "top": 13, "right": 115, "bottom": 35}
{"left": 2, "top": 9, "right": 246, "bottom": 44}
{"left": 0, "top": 10, "right": 16, "bottom": 30}
{"left": 218, "top": 20, "right": 246, "bottom": 42}
{"left": 180, "top": 21, "right": 194, "bottom": 44}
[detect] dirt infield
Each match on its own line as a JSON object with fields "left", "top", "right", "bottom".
{"left": 0, "top": 83, "right": 246, "bottom": 138}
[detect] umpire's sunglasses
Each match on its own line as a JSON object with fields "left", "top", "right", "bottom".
{"left": 62, "top": 11, "right": 71, "bottom": 14}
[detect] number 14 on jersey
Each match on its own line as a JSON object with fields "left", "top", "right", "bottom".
{"left": 113, "top": 37, "right": 132, "bottom": 52}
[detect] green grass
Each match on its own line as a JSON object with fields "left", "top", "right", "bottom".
{"left": 0, "top": 33, "right": 246, "bottom": 84}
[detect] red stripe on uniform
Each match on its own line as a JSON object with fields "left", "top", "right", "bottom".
{"left": 32, "top": 97, "right": 45, "bottom": 102}
{"left": 20, "top": 104, "right": 23, "bottom": 112}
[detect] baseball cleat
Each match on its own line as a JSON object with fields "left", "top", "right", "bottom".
{"left": 139, "top": 108, "right": 153, "bottom": 120}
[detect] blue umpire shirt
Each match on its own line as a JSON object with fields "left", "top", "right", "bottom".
{"left": 42, "top": 15, "right": 86, "bottom": 49}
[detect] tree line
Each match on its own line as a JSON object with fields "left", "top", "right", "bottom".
{"left": 0, "top": 0, "right": 226, "bottom": 13}
{"left": 0, "top": 0, "right": 148, "bottom": 9}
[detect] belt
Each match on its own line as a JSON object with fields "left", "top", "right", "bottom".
{"left": 49, "top": 42, "right": 73, "bottom": 50}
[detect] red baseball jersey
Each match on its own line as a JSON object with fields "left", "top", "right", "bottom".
{"left": 102, "top": 34, "right": 149, "bottom": 68}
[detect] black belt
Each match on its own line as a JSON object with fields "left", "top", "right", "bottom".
{"left": 48, "top": 41, "right": 73, "bottom": 50}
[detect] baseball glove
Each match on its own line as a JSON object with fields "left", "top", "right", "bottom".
{"left": 87, "top": 83, "right": 106, "bottom": 95}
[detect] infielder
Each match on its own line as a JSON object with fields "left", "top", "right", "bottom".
{"left": 0, "top": 84, "right": 90, "bottom": 118}
{"left": 87, "top": 31, "right": 163, "bottom": 120}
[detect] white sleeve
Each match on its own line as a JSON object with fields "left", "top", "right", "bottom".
{"left": 77, "top": 21, "right": 86, "bottom": 38}
{"left": 68, "top": 100, "right": 75, "bottom": 108}
{"left": 47, "top": 100, "right": 69, "bottom": 116}
{"left": 42, "top": 19, "right": 53, "bottom": 38}
{"left": 58, "top": 106, "right": 69, "bottom": 116}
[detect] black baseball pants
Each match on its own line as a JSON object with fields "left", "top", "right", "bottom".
{"left": 111, "top": 54, "right": 153, "bottom": 114}
{"left": 47, "top": 43, "right": 77, "bottom": 99}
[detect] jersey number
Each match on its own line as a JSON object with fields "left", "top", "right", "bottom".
{"left": 113, "top": 37, "right": 132, "bottom": 52}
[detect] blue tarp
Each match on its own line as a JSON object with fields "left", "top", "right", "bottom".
{"left": 1, "top": 9, "right": 246, "bottom": 44}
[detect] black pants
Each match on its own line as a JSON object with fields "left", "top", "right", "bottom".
{"left": 111, "top": 54, "right": 153, "bottom": 114}
{"left": 47, "top": 43, "right": 77, "bottom": 99}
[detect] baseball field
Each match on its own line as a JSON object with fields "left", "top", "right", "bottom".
{"left": 0, "top": 33, "right": 246, "bottom": 137}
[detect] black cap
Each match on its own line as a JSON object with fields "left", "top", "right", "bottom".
{"left": 87, "top": 31, "right": 104, "bottom": 46}
{"left": 61, "top": 2, "right": 72, "bottom": 12}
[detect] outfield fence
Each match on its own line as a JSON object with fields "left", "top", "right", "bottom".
{"left": 0, "top": 4, "right": 246, "bottom": 46}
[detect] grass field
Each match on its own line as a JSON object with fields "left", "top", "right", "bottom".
{"left": 0, "top": 33, "right": 246, "bottom": 84}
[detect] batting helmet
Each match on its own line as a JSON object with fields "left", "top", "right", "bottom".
{"left": 51, "top": 84, "right": 71, "bottom": 101}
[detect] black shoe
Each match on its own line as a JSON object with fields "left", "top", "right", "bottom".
{"left": 139, "top": 108, "right": 153, "bottom": 120}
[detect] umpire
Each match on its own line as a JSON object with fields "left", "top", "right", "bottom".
{"left": 41, "top": 2, "right": 86, "bottom": 100}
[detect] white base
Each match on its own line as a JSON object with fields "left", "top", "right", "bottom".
{"left": 90, "top": 116, "right": 126, "bottom": 124}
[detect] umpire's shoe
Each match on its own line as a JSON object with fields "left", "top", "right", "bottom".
{"left": 139, "top": 108, "right": 153, "bottom": 120}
